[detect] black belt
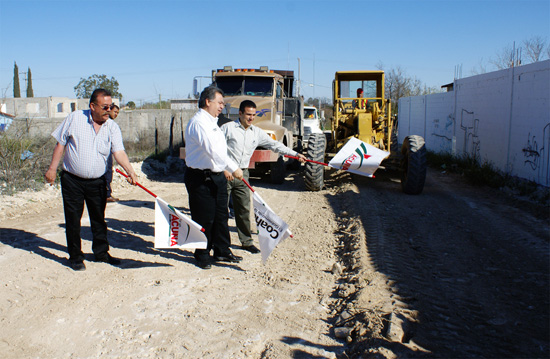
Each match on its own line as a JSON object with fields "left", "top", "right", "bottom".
{"left": 188, "top": 167, "right": 222, "bottom": 176}
{"left": 62, "top": 170, "right": 103, "bottom": 181}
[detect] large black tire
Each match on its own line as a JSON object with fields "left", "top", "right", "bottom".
{"left": 304, "top": 133, "right": 326, "bottom": 191}
{"left": 270, "top": 155, "right": 286, "bottom": 184}
{"left": 400, "top": 135, "right": 427, "bottom": 195}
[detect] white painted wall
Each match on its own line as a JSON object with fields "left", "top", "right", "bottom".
{"left": 398, "top": 60, "right": 550, "bottom": 186}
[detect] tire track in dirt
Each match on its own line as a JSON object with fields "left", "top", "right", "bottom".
{"left": 324, "top": 168, "right": 549, "bottom": 358}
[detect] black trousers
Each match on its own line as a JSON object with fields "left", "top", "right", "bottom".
{"left": 184, "top": 168, "right": 231, "bottom": 261}
{"left": 60, "top": 171, "right": 108, "bottom": 261}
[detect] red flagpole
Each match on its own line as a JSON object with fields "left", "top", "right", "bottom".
{"left": 115, "top": 168, "right": 157, "bottom": 198}
{"left": 116, "top": 169, "right": 206, "bottom": 233}
{"left": 284, "top": 154, "right": 329, "bottom": 167}
{"left": 242, "top": 178, "right": 255, "bottom": 192}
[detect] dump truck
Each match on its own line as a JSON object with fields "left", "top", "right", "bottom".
{"left": 304, "top": 70, "right": 427, "bottom": 194}
{"left": 209, "top": 66, "right": 304, "bottom": 183}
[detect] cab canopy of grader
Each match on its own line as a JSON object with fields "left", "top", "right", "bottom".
{"left": 331, "top": 70, "right": 392, "bottom": 153}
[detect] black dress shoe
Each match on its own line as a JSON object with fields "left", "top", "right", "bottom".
{"left": 242, "top": 244, "right": 260, "bottom": 254}
{"left": 70, "top": 260, "right": 86, "bottom": 271}
{"left": 95, "top": 254, "right": 121, "bottom": 265}
{"left": 196, "top": 260, "right": 212, "bottom": 270}
{"left": 213, "top": 252, "right": 242, "bottom": 263}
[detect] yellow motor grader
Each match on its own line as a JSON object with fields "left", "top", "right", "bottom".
{"left": 304, "top": 70, "right": 427, "bottom": 194}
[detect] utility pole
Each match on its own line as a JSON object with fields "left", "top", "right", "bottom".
{"left": 313, "top": 53, "right": 315, "bottom": 99}
{"left": 297, "top": 58, "right": 301, "bottom": 98}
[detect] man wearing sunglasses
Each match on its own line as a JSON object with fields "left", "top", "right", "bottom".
{"left": 45, "top": 89, "right": 137, "bottom": 271}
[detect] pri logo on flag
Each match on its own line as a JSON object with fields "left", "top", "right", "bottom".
{"left": 328, "top": 137, "right": 390, "bottom": 178}
{"left": 341, "top": 142, "right": 372, "bottom": 171}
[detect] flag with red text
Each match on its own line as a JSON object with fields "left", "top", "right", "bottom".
{"left": 154, "top": 197, "right": 207, "bottom": 249}
{"left": 253, "top": 192, "right": 292, "bottom": 263}
{"left": 328, "top": 137, "right": 390, "bottom": 177}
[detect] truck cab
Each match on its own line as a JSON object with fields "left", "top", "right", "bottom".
{"left": 212, "top": 66, "right": 304, "bottom": 183}
{"left": 303, "top": 105, "right": 324, "bottom": 144}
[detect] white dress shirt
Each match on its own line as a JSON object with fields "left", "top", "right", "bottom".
{"left": 221, "top": 120, "right": 298, "bottom": 168}
{"left": 185, "top": 109, "right": 238, "bottom": 173}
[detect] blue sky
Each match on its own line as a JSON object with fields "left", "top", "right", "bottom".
{"left": 1, "top": 0, "right": 548, "bottom": 104}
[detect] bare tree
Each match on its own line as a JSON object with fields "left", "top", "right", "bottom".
{"left": 375, "top": 63, "right": 441, "bottom": 114}
{"left": 523, "top": 36, "right": 548, "bottom": 63}
{"left": 471, "top": 58, "right": 488, "bottom": 75}
{"left": 490, "top": 44, "right": 518, "bottom": 69}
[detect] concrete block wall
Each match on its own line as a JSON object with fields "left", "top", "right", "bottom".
{"left": 398, "top": 60, "right": 550, "bottom": 186}
{"left": 5, "top": 108, "right": 197, "bottom": 153}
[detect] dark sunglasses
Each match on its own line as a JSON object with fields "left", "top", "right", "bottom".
{"left": 93, "top": 103, "right": 116, "bottom": 111}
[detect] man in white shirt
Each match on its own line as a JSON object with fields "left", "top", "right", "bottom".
{"left": 221, "top": 100, "right": 306, "bottom": 253}
{"left": 184, "top": 86, "right": 244, "bottom": 269}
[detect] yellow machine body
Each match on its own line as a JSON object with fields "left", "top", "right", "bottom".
{"left": 330, "top": 71, "right": 392, "bottom": 153}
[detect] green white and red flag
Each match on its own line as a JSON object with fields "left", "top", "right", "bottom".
{"left": 155, "top": 197, "right": 208, "bottom": 249}
{"left": 328, "top": 137, "right": 390, "bottom": 177}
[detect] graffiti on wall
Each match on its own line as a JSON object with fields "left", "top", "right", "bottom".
{"left": 522, "top": 123, "right": 550, "bottom": 186}
{"left": 430, "top": 114, "right": 454, "bottom": 153}
{"left": 460, "top": 109, "right": 481, "bottom": 160}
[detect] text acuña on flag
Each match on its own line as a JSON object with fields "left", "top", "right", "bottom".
{"left": 155, "top": 197, "right": 207, "bottom": 249}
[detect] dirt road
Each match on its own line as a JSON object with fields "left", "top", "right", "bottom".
{"left": 0, "top": 163, "right": 548, "bottom": 358}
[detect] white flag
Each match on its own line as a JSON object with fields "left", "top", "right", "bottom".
{"left": 154, "top": 197, "right": 208, "bottom": 249}
{"left": 328, "top": 137, "right": 390, "bottom": 177}
{"left": 253, "top": 192, "right": 292, "bottom": 263}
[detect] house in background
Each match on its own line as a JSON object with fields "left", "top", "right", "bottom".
{"left": 0, "top": 111, "right": 15, "bottom": 132}
{"left": 0, "top": 97, "right": 120, "bottom": 119}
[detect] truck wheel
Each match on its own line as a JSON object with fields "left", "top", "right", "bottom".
{"left": 270, "top": 155, "right": 286, "bottom": 184}
{"left": 304, "top": 133, "right": 326, "bottom": 191}
{"left": 400, "top": 135, "right": 427, "bottom": 195}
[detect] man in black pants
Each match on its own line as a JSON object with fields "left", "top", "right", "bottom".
{"left": 44, "top": 89, "right": 137, "bottom": 271}
{"left": 184, "top": 86, "right": 243, "bottom": 269}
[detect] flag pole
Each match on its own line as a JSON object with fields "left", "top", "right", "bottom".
{"left": 116, "top": 168, "right": 157, "bottom": 198}
{"left": 242, "top": 178, "right": 255, "bottom": 192}
{"left": 116, "top": 169, "right": 207, "bottom": 235}
{"left": 284, "top": 154, "right": 329, "bottom": 167}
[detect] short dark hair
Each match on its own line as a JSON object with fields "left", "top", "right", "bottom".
{"left": 199, "top": 86, "right": 224, "bottom": 109}
{"left": 90, "top": 89, "right": 112, "bottom": 105}
{"left": 112, "top": 104, "right": 120, "bottom": 110}
{"left": 239, "top": 100, "right": 257, "bottom": 113}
